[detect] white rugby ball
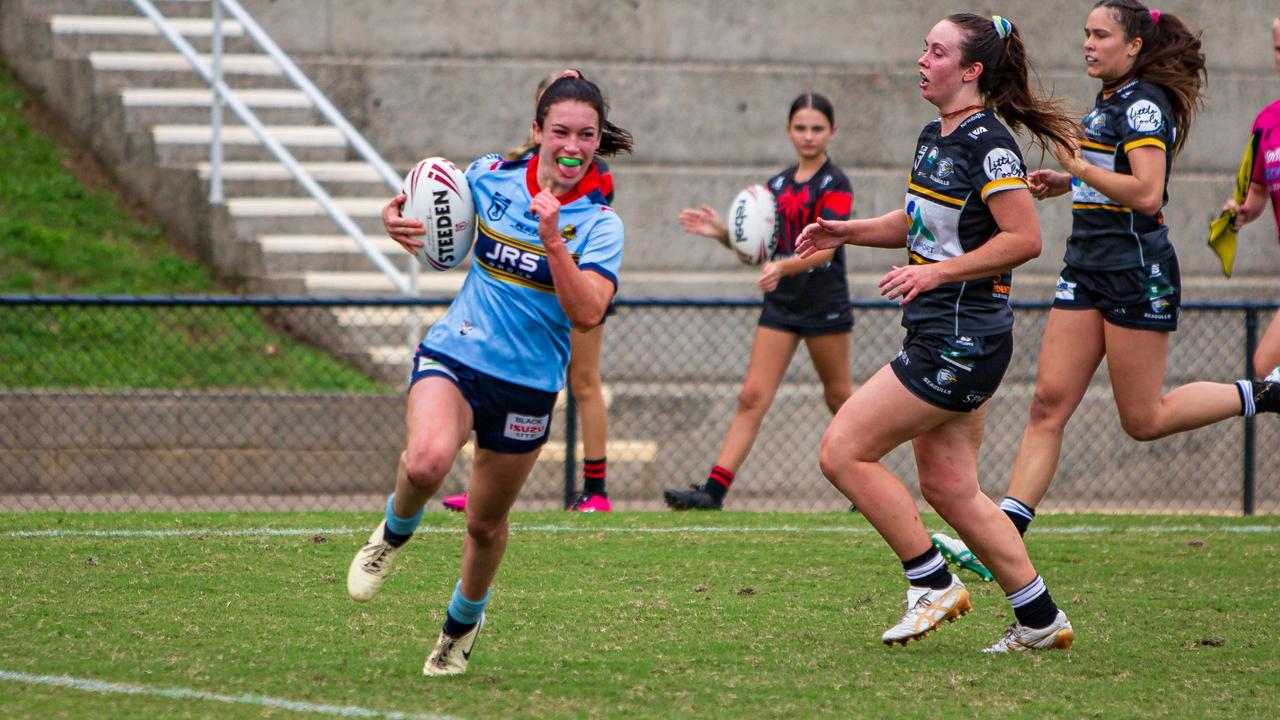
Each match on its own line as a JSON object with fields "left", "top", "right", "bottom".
{"left": 400, "top": 156, "right": 475, "bottom": 271}
{"left": 727, "top": 184, "right": 777, "bottom": 266}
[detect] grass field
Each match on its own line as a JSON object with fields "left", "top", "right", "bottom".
{"left": 1, "top": 511, "right": 1276, "bottom": 719}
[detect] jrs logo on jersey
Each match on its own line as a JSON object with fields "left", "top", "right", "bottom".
{"left": 504, "top": 412, "right": 550, "bottom": 441}
{"left": 483, "top": 241, "right": 541, "bottom": 274}
{"left": 1126, "top": 100, "right": 1163, "bottom": 133}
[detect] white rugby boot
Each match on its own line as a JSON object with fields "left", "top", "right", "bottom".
{"left": 982, "top": 609, "right": 1074, "bottom": 653}
{"left": 423, "top": 615, "right": 485, "bottom": 676}
{"left": 881, "top": 575, "right": 971, "bottom": 646}
{"left": 346, "top": 521, "right": 406, "bottom": 602}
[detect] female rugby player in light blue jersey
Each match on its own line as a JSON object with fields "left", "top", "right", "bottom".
{"left": 345, "top": 73, "right": 633, "bottom": 676}
{"left": 440, "top": 69, "right": 619, "bottom": 514}
{"left": 797, "top": 14, "right": 1079, "bottom": 652}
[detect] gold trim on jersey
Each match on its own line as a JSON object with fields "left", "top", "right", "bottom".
{"left": 1072, "top": 202, "right": 1131, "bottom": 212}
{"left": 477, "top": 261, "right": 557, "bottom": 294}
{"left": 907, "top": 182, "right": 965, "bottom": 208}
{"left": 1122, "top": 137, "right": 1167, "bottom": 153}
{"left": 980, "top": 177, "right": 1028, "bottom": 201}
{"left": 1079, "top": 139, "right": 1115, "bottom": 153}
{"left": 907, "top": 250, "right": 938, "bottom": 265}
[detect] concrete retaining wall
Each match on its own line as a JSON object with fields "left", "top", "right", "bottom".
{"left": 2, "top": 387, "right": 1274, "bottom": 513}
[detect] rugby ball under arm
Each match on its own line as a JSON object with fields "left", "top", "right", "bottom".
{"left": 400, "top": 157, "right": 476, "bottom": 271}
{"left": 727, "top": 184, "right": 777, "bottom": 266}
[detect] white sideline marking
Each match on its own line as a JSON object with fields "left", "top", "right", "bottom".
{"left": 0, "top": 670, "right": 463, "bottom": 720}
{"left": 3, "top": 524, "right": 1277, "bottom": 539}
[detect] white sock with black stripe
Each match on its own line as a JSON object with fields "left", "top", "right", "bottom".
{"left": 902, "top": 547, "right": 952, "bottom": 590}
{"left": 1007, "top": 575, "right": 1058, "bottom": 629}
{"left": 1237, "top": 380, "right": 1256, "bottom": 417}
{"left": 1000, "top": 496, "right": 1036, "bottom": 535}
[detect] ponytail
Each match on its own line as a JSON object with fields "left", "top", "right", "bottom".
{"left": 1094, "top": 0, "right": 1206, "bottom": 155}
{"left": 948, "top": 13, "right": 1077, "bottom": 155}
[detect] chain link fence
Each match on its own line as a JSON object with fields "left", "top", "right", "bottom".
{"left": 1, "top": 296, "right": 1275, "bottom": 514}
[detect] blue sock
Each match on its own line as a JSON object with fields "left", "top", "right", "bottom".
{"left": 383, "top": 493, "right": 423, "bottom": 547}
{"left": 444, "top": 580, "right": 490, "bottom": 637}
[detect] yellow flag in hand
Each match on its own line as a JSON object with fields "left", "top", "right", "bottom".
{"left": 1207, "top": 130, "right": 1261, "bottom": 277}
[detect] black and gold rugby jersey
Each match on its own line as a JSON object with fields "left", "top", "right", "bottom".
{"left": 1066, "top": 79, "right": 1175, "bottom": 271}
{"left": 901, "top": 111, "right": 1028, "bottom": 336}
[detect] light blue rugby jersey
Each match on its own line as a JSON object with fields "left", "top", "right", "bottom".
{"left": 422, "top": 153, "right": 624, "bottom": 393}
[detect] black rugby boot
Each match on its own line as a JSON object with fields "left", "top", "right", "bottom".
{"left": 662, "top": 483, "right": 724, "bottom": 510}
{"left": 1254, "top": 380, "right": 1280, "bottom": 414}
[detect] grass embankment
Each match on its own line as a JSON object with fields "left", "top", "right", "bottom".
{"left": 0, "top": 62, "right": 383, "bottom": 392}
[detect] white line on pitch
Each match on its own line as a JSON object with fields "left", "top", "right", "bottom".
{"left": 0, "top": 670, "right": 463, "bottom": 720}
{"left": 2, "top": 524, "right": 1277, "bottom": 539}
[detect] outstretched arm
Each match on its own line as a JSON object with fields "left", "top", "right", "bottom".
{"left": 795, "top": 210, "right": 907, "bottom": 258}
{"left": 678, "top": 204, "right": 731, "bottom": 248}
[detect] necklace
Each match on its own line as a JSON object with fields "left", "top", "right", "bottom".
{"left": 940, "top": 104, "right": 985, "bottom": 120}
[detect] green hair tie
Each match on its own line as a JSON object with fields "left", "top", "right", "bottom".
{"left": 992, "top": 15, "right": 1013, "bottom": 39}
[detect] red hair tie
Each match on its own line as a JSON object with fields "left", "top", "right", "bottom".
{"left": 1149, "top": 8, "right": 1160, "bottom": 25}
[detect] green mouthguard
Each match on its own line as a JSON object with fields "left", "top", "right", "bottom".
{"left": 556, "top": 157, "right": 583, "bottom": 167}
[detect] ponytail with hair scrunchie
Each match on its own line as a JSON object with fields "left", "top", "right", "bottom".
{"left": 1149, "top": 8, "right": 1160, "bottom": 25}
{"left": 991, "top": 15, "right": 1013, "bottom": 39}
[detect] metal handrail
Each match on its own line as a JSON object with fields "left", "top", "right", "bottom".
{"left": 214, "top": 0, "right": 400, "bottom": 191}
{"left": 127, "top": 0, "right": 415, "bottom": 296}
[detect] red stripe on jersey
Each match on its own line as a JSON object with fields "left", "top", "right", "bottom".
{"left": 817, "top": 190, "right": 853, "bottom": 217}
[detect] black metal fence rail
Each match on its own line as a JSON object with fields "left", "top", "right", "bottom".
{"left": 1, "top": 296, "right": 1276, "bottom": 514}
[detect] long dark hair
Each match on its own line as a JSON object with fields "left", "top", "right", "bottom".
{"left": 534, "top": 75, "right": 634, "bottom": 157}
{"left": 1094, "top": 0, "right": 1206, "bottom": 155}
{"left": 947, "top": 13, "right": 1077, "bottom": 154}
{"left": 788, "top": 92, "right": 835, "bottom": 126}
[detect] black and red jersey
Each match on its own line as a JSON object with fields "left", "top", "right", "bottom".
{"left": 763, "top": 159, "right": 853, "bottom": 318}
